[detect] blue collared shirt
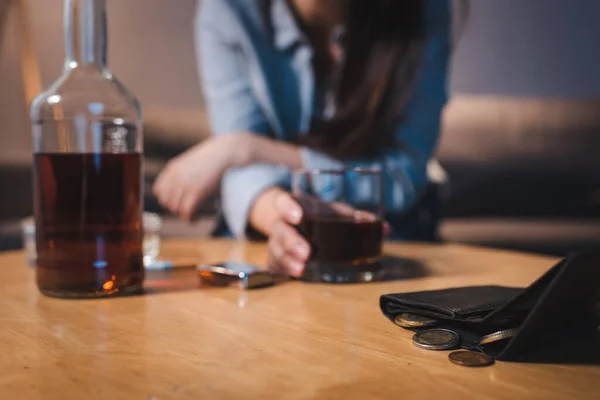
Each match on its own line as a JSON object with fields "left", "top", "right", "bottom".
{"left": 195, "top": 0, "right": 451, "bottom": 237}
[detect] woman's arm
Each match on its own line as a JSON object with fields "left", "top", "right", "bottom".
{"left": 248, "top": 137, "right": 303, "bottom": 170}
{"left": 195, "top": 0, "right": 305, "bottom": 237}
{"left": 238, "top": 137, "right": 303, "bottom": 236}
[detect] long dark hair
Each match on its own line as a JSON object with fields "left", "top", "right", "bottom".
{"left": 308, "top": 0, "right": 427, "bottom": 159}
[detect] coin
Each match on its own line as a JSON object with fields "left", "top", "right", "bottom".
{"left": 449, "top": 350, "right": 494, "bottom": 367}
{"left": 479, "top": 328, "right": 519, "bottom": 345}
{"left": 394, "top": 313, "right": 437, "bottom": 328}
{"left": 412, "top": 329, "right": 460, "bottom": 351}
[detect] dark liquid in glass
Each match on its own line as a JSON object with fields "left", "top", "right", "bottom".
{"left": 298, "top": 214, "right": 383, "bottom": 282}
{"left": 34, "top": 153, "right": 144, "bottom": 298}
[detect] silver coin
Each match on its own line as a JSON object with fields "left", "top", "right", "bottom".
{"left": 412, "top": 329, "right": 460, "bottom": 351}
{"left": 449, "top": 350, "right": 494, "bottom": 367}
{"left": 394, "top": 313, "right": 437, "bottom": 328}
{"left": 479, "top": 328, "right": 519, "bottom": 345}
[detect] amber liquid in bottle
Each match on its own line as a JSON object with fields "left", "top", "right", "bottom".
{"left": 34, "top": 153, "right": 143, "bottom": 297}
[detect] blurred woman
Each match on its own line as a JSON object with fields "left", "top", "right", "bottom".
{"left": 154, "top": 0, "right": 460, "bottom": 276}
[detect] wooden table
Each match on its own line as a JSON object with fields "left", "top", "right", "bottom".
{"left": 0, "top": 240, "right": 598, "bottom": 399}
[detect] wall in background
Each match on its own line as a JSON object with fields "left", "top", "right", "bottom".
{"left": 450, "top": 0, "right": 600, "bottom": 98}
{"left": 0, "top": 4, "right": 29, "bottom": 163}
{"left": 30, "top": 0, "right": 201, "bottom": 109}
{"left": 0, "top": 0, "right": 201, "bottom": 162}
{"left": 2, "top": 0, "right": 600, "bottom": 163}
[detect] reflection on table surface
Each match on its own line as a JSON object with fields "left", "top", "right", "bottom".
{"left": 0, "top": 240, "right": 598, "bottom": 400}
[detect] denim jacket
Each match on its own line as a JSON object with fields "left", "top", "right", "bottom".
{"left": 195, "top": 0, "right": 452, "bottom": 237}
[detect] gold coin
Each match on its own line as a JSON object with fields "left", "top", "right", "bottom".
{"left": 479, "top": 328, "right": 519, "bottom": 345}
{"left": 449, "top": 351, "right": 494, "bottom": 367}
{"left": 394, "top": 313, "right": 437, "bottom": 328}
{"left": 412, "top": 329, "right": 460, "bottom": 351}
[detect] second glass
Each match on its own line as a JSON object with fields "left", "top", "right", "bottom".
{"left": 293, "top": 168, "right": 384, "bottom": 283}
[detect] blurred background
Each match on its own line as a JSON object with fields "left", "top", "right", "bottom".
{"left": 1, "top": 0, "right": 600, "bottom": 255}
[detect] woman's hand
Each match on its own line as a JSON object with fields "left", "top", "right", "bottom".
{"left": 153, "top": 133, "right": 255, "bottom": 220}
{"left": 264, "top": 190, "right": 311, "bottom": 278}
{"left": 264, "top": 190, "right": 391, "bottom": 278}
{"left": 155, "top": 131, "right": 305, "bottom": 221}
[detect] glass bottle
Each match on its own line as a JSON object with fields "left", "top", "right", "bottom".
{"left": 30, "top": 0, "right": 144, "bottom": 298}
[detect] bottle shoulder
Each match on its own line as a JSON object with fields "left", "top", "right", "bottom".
{"left": 31, "top": 67, "right": 142, "bottom": 122}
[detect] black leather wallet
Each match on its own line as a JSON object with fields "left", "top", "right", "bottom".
{"left": 380, "top": 253, "right": 600, "bottom": 362}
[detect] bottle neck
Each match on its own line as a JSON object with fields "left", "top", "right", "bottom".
{"left": 64, "top": 0, "right": 107, "bottom": 70}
